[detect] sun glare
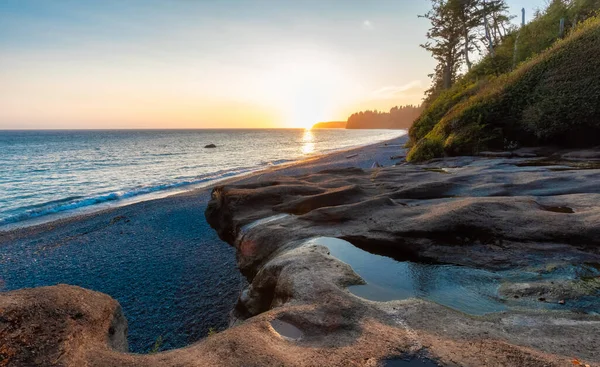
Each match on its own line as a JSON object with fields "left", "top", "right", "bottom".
{"left": 259, "top": 51, "right": 356, "bottom": 129}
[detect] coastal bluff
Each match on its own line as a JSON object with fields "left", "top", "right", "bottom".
{"left": 2, "top": 145, "right": 600, "bottom": 366}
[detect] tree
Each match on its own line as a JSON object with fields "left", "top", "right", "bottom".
{"left": 477, "top": 0, "right": 514, "bottom": 57}
{"left": 420, "top": 0, "right": 513, "bottom": 102}
{"left": 346, "top": 106, "right": 423, "bottom": 129}
{"left": 420, "top": 0, "right": 465, "bottom": 99}
{"left": 450, "top": 0, "right": 483, "bottom": 71}
{"left": 449, "top": 0, "right": 513, "bottom": 69}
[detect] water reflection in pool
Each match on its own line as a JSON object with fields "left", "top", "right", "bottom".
{"left": 306, "top": 237, "right": 506, "bottom": 315}
{"left": 307, "top": 237, "right": 600, "bottom": 316}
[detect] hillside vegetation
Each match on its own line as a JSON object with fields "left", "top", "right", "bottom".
{"left": 408, "top": 0, "right": 600, "bottom": 161}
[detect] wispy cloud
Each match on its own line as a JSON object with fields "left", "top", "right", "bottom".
{"left": 370, "top": 81, "right": 423, "bottom": 99}
{"left": 362, "top": 20, "right": 373, "bottom": 30}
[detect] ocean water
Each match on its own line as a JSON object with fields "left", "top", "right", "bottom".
{"left": 0, "top": 129, "right": 404, "bottom": 228}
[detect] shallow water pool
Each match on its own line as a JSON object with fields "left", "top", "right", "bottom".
{"left": 307, "top": 237, "right": 600, "bottom": 316}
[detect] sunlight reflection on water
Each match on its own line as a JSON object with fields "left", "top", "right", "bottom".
{"left": 301, "top": 129, "right": 315, "bottom": 154}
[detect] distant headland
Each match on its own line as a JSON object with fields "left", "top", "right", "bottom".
{"left": 313, "top": 105, "right": 423, "bottom": 130}
{"left": 312, "top": 121, "right": 347, "bottom": 129}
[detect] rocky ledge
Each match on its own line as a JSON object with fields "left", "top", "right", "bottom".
{"left": 2, "top": 151, "right": 600, "bottom": 366}
{"left": 205, "top": 152, "right": 600, "bottom": 366}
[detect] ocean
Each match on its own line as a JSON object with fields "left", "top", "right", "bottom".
{"left": 0, "top": 129, "right": 404, "bottom": 228}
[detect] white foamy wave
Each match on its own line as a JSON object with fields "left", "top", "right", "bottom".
{"left": 0, "top": 129, "right": 406, "bottom": 228}
{"left": 0, "top": 166, "right": 259, "bottom": 226}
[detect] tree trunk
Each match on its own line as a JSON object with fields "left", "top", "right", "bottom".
{"left": 464, "top": 25, "right": 472, "bottom": 71}
{"left": 483, "top": 0, "right": 495, "bottom": 57}
{"left": 444, "top": 64, "right": 452, "bottom": 89}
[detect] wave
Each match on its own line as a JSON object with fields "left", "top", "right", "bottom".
{"left": 0, "top": 166, "right": 260, "bottom": 226}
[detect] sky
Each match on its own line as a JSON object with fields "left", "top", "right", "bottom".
{"left": 0, "top": 0, "right": 546, "bottom": 129}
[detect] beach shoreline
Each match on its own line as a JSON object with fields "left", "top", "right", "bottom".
{"left": 0, "top": 132, "right": 407, "bottom": 238}
{"left": 0, "top": 132, "right": 409, "bottom": 353}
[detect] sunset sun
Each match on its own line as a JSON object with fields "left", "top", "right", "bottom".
{"left": 258, "top": 51, "right": 356, "bottom": 128}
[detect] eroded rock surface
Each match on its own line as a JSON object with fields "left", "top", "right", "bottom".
{"left": 205, "top": 154, "right": 600, "bottom": 365}
{"left": 0, "top": 285, "right": 127, "bottom": 366}
{"left": 207, "top": 156, "right": 600, "bottom": 273}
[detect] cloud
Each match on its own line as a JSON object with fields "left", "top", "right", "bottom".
{"left": 369, "top": 81, "right": 423, "bottom": 100}
{"left": 362, "top": 20, "right": 373, "bottom": 30}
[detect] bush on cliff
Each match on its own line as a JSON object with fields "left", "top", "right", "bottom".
{"left": 408, "top": 3, "right": 600, "bottom": 161}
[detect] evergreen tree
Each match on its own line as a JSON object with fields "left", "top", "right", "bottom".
{"left": 420, "top": 0, "right": 512, "bottom": 102}
{"left": 478, "top": 0, "right": 514, "bottom": 56}
{"left": 450, "top": 0, "right": 483, "bottom": 71}
{"left": 420, "top": 0, "right": 464, "bottom": 100}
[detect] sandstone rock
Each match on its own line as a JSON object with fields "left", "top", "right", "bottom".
{"left": 202, "top": 154, "right": 600, "bottom": 365}
{"left": 0, "top": 285, "right": 127, "bottom": 366}
{"left": 204, "top": 143, "right": 217, "bottom": 148}
{"left": 562, "top": 149, "right": 600, "bottom": 159}
{"left": 499, "top": 278, "right": 600, "bottom": 303}
{"left": 206, "top": 157, "right": 600, "bottom": 270}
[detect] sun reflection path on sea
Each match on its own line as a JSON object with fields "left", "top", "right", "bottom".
{"left": 301, "top": 129, "right": 315, "bottom": 155}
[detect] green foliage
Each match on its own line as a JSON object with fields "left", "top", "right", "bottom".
{"left": 420, "top": 0, "right": 513, "bottom": 101}
{"left": 207, "top": 327, "right": 217, "bottom": 336}
{"left": 409, "top": 78, "right": 487, "bottom": 143}
{"left": 149, "top": 336, "right": 163, "bottom": 354}
{"left": 406, "top": 134, "right": 444, "bottom": 162}
{"left": 408, "top": 1, "right": 600, "bottom": 161}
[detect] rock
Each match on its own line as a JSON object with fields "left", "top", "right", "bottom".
{"left": 478, "top": 151, "right": 513, "bottom": 158}
{"left": 562, "top": 149, "right": 600, "bottom": 159}
{"left": 202, "top": 154, "right": 600, "bottom": 365}
{"left": 0, "top": 285, "right": 128, "bottom": 366}
{"left": 559, "top": 299, "right": 565, "bottom": 305}
{"left": 204, "top": 143, "right": 217, "bottom": 148}
{"left": 499, "top": 278, "right": 600, "bottom": 303}
{"left": 514, "top": 152, "right": 538, "bottom": 158}
{"left": 207, "top": 156, "right": 600, "bottom": 271}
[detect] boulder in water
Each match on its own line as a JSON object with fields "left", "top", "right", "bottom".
{"left": 205, "top": 144, "right": 217, "bottom": 149}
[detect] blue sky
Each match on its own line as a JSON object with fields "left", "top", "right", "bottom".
{"left": 0, "top": 0, "right": 547, "bottom": 129}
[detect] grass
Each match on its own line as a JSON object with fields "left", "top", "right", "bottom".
{"left": 149, "top": 336, "right": 163, "bottom": 354}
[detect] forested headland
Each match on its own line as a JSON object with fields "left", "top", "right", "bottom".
{"left": 314, "top": 105, "right": 422, "bottom": 130}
